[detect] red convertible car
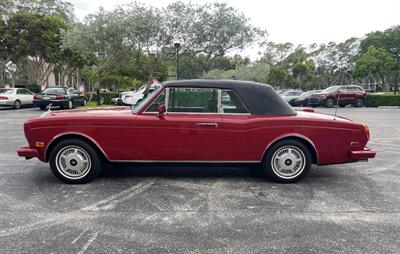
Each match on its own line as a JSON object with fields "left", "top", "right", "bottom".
{"left": 17, "top": 80, "right": 376, "bottom": 184}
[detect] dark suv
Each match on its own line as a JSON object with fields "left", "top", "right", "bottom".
{"left": 308, "top": 85, "right": 367, "bottom": 108}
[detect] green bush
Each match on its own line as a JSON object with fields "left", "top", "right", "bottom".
{"left": 91, "top": 92, "right": 120, "bottom": 104}
{"left": 367, "top": 93, "right": 400, "bottom": 107}
{"left": 26, "top": 84, "right": 42, "bottom": 93}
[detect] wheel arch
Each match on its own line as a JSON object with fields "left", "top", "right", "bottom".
{"left": 261, "top": 134, "right": 319, "bottom": 164}
{"left": 45, "top": 132, "right": 109, "bottom": 162}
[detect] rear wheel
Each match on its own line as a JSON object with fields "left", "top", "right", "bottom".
{"left": 325, "top": 98, "right": 334, "bottom": 108}
{"left": 355, "top": 98, "right": 364, "bottom": 107}
{"left": 13, "top": 100, "right": 21, "bottom": 109}
{"left": 262, "top": 139, "right": 312, "bottom": 183}
{"left": 49, "top": 139, "right": 102, "bottom": 184}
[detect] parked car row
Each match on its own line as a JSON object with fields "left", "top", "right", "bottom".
{"left": 279, "top": 85, "right": 368, "bottom": 108}
{"left": 0, "top": 84, "right": 369, "bottom": 110}
{"left": 0, "top": 86, "right": 86, "bottom": 110}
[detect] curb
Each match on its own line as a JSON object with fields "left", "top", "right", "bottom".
{"left": 377, "top": 106, "right": 400, "bottom": 109}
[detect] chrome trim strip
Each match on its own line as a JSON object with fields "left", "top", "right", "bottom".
{"left": 166, "top": 112, "right": 220, "bottom": 115}
{"left": 143, "top": 89, "right": 166, "bottom": 113}
{"left": 165, "top": 88, "right": 170, "bottom": 112}
{"left": 109, "top": 160, "right": 260, "bottom": 163}
{"left": 217, "top": 89, "right": 222, "bottom": 114}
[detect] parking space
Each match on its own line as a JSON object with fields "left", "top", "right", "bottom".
{"left": 0, "top": 107, "right": 399, "bottom": 253}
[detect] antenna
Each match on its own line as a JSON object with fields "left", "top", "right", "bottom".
{"left": 334, "top": 90, "right": 340, "bottom": 120}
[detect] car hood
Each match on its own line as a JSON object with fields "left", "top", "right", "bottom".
{"left": 39, "top": 106, "right": 132, "bottom": 118}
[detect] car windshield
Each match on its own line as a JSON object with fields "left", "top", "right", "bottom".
{"left": 0, "top": 88, "right": 14, "bottom": 94}
{"left": 323, "top": 86, "right": 340, "bottom": 93}
{"left": 42, "top": 87, "right": 66, "bottom": 94}
{"left": 301, "top": 90, "right": 318, "bottom": 97}
{"left": 132, "top": 86, "right": 162, "bottom": 113}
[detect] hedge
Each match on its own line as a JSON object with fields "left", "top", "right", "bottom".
{"left": 367, "top": 93, "right": 400, "bottom": 107}
{"left": 90, "top": 92, "right": 120, "bottom": 105}
{"left": 26, "top": 84, "right": 42, "bottom": 93}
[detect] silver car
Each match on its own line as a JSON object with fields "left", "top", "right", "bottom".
{"left": 0, "top": 88, "right": 34, "bottom": 109}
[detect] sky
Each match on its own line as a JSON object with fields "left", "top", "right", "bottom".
{"left": 69, "top": 0, "right": 400, "bottom": 58}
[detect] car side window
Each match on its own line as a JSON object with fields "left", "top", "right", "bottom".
{"left": 17, "top": 89, "right": 24, "bottom": 94}
{"left": 220, "top": 90, "right": 249, "bottom": 114}
{"left": 145, "top": 90, "right": 166, "bottom": 112}
{"left": 23, "top": 89, "right": 33, "bottom": 95}
{"left": 168, "top": 88, "right": 218, "bottom": 113}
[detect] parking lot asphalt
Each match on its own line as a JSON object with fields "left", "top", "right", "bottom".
{"left": 0, "top": 106, "right": 399, "bottom": 253}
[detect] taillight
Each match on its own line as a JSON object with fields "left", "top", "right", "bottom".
{"left": 363, "top": 124, "right": 370, "bottom": 140}
{"left": 55, "top": 95, "right": 65, "bottom": 100}
{"left": 34, "top": 94, "right": 39, "bottom": 99}
{"left": 0, "top": 96, "right": 8, "bottom": 100}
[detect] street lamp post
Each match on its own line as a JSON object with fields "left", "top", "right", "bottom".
{"left": 174, "top": 42, "right": 181, "bottom": 80}
{"left": 395, "top": 52, "right": 399, "bottom": 94}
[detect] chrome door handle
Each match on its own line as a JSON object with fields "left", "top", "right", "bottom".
{"left": 196, "top": 122, "right": 218, "bottom": 127}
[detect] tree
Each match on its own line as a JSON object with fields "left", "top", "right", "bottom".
{"left": 1, "top": 0, "right": 74, "bottom": 21}
{"left": 354, "top": 46, "right": 396, "bottom": 87}
{"left": 2, "top": 12, "right": 68, "bottom": 86}
{"left": 267, "top": 65, "right": 293, "bottom": 88}
{"left": 360, "top": 26, "right": 400, "bottom": 93}
{"left": 164, "top": 2, "right": 267, "bottom": 60}
{"left": 261, "top": 42, "right": 294, "bottom": 66}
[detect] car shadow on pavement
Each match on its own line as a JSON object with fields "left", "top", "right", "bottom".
{"left": 95, "top": 163, "right": 342, "bottom": 184}
{"left": 100, "top": 163, "right": 264, "bottom": 179}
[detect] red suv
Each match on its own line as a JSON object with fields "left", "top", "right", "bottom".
{"left": 308, "top": 85, "right": 367, "bottom": 108}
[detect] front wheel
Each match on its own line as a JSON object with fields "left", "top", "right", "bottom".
{"left": 325, "top": 98, "right": 334, "bottom": 108}
{"left": 49, "top": 139, "right": 102, "bottom": 184}
{"left": 262, "top": 139, "right": 312, "bottom": 183}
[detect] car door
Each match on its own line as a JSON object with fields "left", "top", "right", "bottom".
{"left": 338, "top": 86, "right": 352, "bottom": 104}
{"left": 132, "top": 87, "right": 223, "bottom": 161}
{"left": 16, "top": 89, "right": 30, "bottom": 105}
{"left": 218, "top": 89, "right": 258, "bottom": 161}
{"left": 69, "top": 89, "right": 84, "bottom": 105}
{"left": 22, "top": 89, "right": 34, "bottom": 105}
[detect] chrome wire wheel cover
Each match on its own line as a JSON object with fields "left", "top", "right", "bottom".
{"left": 271, "top": 145, "right": 306, "bottom": 179}
{"left": 55, "top": 145, "right": 91, "bottom": 180}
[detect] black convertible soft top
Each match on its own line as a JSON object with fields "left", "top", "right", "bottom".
{"left": 162, "top": 80, "right": 296, "bottom": 116}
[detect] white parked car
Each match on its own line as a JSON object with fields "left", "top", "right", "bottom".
{"left": 121, "top": 84, "right": 161, "bottom": 106}
{"left": 280, "top": 90, "right": 303, "bottom": 103}
{"left": 0, "top": 88, "right": 35, "bottom": 109}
